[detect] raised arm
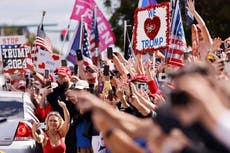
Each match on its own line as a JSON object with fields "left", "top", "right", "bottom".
{"left": 58, "top": 101, "right": 70, "bottom": 137}
{"left": 32, "top": 122, "right": 46, "bottom": 144}
{"left": 187, "top": 0, "right": 212, "bottom": 45}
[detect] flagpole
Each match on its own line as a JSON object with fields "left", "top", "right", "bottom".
{"left": 124, "top": 20, "right": 127, "bottom": 51}
{"left": 79, "top": 16, "right": 84, "bottom": 50}
{"left": 40, "top": 11, "right": 46, "bottom": 26}
{"left": 60, "top": 20, "right": 71, "bottom": 56}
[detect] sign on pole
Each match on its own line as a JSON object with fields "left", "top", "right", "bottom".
{"left": 0, "top": 35, "right": 26, "bottom": 45}
{"left": 133, "top": 2, "right": 170, "bottom": 54}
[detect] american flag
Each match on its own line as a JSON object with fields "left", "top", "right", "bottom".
{"left": 184, "top": 0, "right": 194, "bottom": 26}
{"left": 82, "top": 23, "right": 93, "bottom": 66}
{"left": 34, "top": 24, "right": 53, "bottom": 53}
{"left": 138, "top": 0, "right": 157, "bottom": 8}
{"left": 166, "top": 0, "right": 187, "bottom": 67}
{"left": 90, "top": 7, "right": 100, "bottom": 66}
{"left": 124, "top": 30, "right": 133, "bottom": 60}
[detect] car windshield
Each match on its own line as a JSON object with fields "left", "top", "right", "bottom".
{"left": 0, "top": 97, "right": 23, "bottom": 119}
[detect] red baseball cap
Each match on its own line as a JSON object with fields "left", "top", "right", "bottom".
{"left": 55, "top": 66, "right": 72, "bottom": 77}
{"left": 132, "top": 74, "right": 147, "bottom": 82}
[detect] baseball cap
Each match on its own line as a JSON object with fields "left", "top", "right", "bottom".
{"left": 55, "top": 66, "right": 72, "bottom": 77}
{"left": 132, "top": 74, "right": 147, "bottom": 82}
{"left": 18, "top": 80, "right": 26, "bottom": 88}
{"left": 74, "top": 80, "right": 89, "bottom": 90}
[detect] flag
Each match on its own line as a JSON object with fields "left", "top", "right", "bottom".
{"left": 1, "top": 44, "right": 32, "bottom": 74}
{"left": 66, "top": 22, "right": 82, "bottom": 65}
{"left": 124, "top": 30, "right": 133, "bottom": 60}
{"left": 70, "top": 0, "right": 115, "bottom": 52}
{"left": 34, "top": 24, "right": 53, "bottom": 53}
{"left": 166, "top": 0, "right": 187, "bottom": 67}
{"left": 138, "top": 0, "right": 157, "bottom": 8}
{"left": 90, "top": 7, "right": 100, "bottom": 66}
{"left": 184, "top": 0, "right": 194, "bottom": 26}
{"left": 82, "top": 23, "right": 93, "bottom": 66}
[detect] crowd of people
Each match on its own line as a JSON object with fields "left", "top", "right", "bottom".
{"left": 1, "top": 0, "right": 230, "bottom": 153}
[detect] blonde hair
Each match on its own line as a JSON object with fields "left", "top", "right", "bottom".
{"left": 45, "top": 111, "right": 64, "bottom": 131}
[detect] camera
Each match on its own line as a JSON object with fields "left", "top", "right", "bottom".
{"left": 135, "top": 82, "right": 148, "bottom": 91}
{"left": 158, "top": 73, "right": 168, "bottom": 82}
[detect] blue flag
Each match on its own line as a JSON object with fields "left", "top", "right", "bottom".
{"left": 124, "top": 30, "right": 133, "bottom": 60}
{"left": 138, "top": 0, "right": 157, "bottom": 8}
{"left": 66, "top": 23, "right": 82, "bottom": 65}
{"left": 184, "top": 0, "right": 194, "bottom": 26}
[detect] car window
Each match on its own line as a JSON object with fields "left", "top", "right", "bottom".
{"left": 0, "top": 97, "right": 23, "bottom": 119}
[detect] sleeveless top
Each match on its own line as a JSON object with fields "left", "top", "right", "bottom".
{"left": 43, "top": 131, "right": 66, "bottom": 153}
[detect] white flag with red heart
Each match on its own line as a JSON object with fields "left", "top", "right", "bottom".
{"left": 33, "top": 48, "right": 61, "bottom": 75}
{"left": 133, "top": 2, "right": 170, "bottom": 54}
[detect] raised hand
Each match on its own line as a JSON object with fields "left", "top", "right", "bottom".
{"left": 58, "top": 100, "right": 66, "bottom": 108}
{"left": 187, "top": 0, "right": 195, "bottom": 13}
{"left": 211, "top": 37, "right": 222, "bottom": 52}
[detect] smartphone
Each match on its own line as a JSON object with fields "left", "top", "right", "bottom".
{"left": 44, "top": 69, "right": 49, "bottom": 79}
{"left": 108, "top": 89, "right": 113, "bottom": 101}
{"left": 103, "top": 65, "right": 110, "bottom": 76}
{"left": 38, "top": 122, "right": 46, "bottom": 129}
{"left": 135, "top": 82, "right": 148, "bottom": 91}
{"left": 45, "top": 80, "right": 51, "bottom": 88}
{"left": 61, "top": 60, "right": 67, "bottom": 66}
{"left": 76, "top": 49, "right": 83, "bottom": 61}
{"left": 74, "top": 64, "right": 78, "bottom": 75}
{"left": 107, "top": 47, "right": 113, "bottom": 59}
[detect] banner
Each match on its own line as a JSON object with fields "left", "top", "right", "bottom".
{"left": 33, "top": 48, "right": 61, "bottom": 76}
{"left": 0, "top": 35, "right": 26, "bottom": 45}
{"left": 70, "top": 0, "right": 116, "bottom": 52}
{"left": 1, "top": 44, "right": 31, "bottom": 73}
{"left": 133, "top": 2, "right": 170, "bottom": 54}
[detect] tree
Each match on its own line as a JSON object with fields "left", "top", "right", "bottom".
{"left": 102, "top": 0, "right": 230, "bottom": 50}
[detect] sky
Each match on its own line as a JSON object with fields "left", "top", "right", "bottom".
{"left": 0, "top": 0, "right": 107, "bottom": 55}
